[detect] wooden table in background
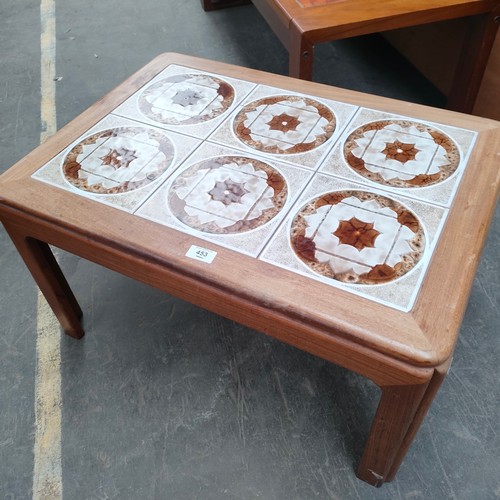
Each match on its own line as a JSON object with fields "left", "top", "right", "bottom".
{"left": 201, "top": 0, "right": 500, "bottom": 113}
{"left": 0, "top": 53, "right": 498, "bottom": 486}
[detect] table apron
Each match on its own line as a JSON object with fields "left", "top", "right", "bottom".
{"left": 1, "top": 206, "right": 436, "bottom": 388}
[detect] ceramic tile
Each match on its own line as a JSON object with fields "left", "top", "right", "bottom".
{"left": 207, "top": 84, "right": 358, "bottom": 170}
{"left": 112, "top": 65, "right": 257, "bottom": 139}
{"left": 319, "top": 108, "right": 477, "bottom": 207}
{"left": 260, "top": 174, "right": 446, "bottom": 311}
{"left": 31, "top": 65, "right": 476, "bottom": 311}
{"left": 32, "top": 115, "right": 201, "bottom": 212}
{"left": 135, "top": 142, "right": 313, "bottom": 256}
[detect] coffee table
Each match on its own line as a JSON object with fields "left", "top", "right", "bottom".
{"left": 201, "top": 0, "right": 500, "bottom": 113}
{"left": 0, "top": 53, "right": 498, "bottom": 486}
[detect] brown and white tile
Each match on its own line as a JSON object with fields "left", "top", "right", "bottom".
{"left": 32, "top": 115, "right": 201, "bottom": 212}
{"left": 260, "top": 174, "right": 447, "bottom": 311}
{"left": 319, "top": 108, "right": 477, "bottom": 206}
{"left": 112, "top": 64, "right": 256, "bottom": 138}
{"left": 207, "top": 84, "right": 358, "bottom": 169}
{"left": 135, "top": 142, "right": 314, "bottom": 256}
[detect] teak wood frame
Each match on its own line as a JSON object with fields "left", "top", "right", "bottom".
{"left": 201, "top": 0, "right": 500, "bottom": 113}
{"left": 1, "top": 53, "right": 499, "bottom": 486}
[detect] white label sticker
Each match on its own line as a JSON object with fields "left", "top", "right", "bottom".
{"left": 185, "top": 245, "right": 217, "bottom": 264}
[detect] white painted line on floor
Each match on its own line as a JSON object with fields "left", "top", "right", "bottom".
{"left": 33, "top": 298, "right": 63, "bottom": 500}
{"left": 40, "top": 0, "right": 57, "bottom": 142}
{"left": 33, "top": 0, "right": 62, "bottom": 498}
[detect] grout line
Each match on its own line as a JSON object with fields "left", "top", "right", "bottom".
{"left": 33, "top": 0, "right": 62, "bottom": 499}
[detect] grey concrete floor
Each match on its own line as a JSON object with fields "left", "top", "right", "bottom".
{"left": 1, "top": 1, "right": 499, "bottom": 498}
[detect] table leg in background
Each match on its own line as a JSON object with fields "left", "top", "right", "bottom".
{"left": 289, "top": 22, "right": 314, "bottom": 80}
{"left": 200, "top": 0, "right": 251, "bottom": 11}
{"left": 447, "top": 8, "right": 500, "bottom": 112}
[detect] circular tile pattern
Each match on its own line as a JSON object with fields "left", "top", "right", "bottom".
{"left": 168, "top": 156, "right": 287, "bottom": 234}
{"left": 62, "top": 127, "right": 175, "bottom": 194}
{"left": 234, "top": 95, "right": 335, "bottom": 154}
{"left": 344, "top": 120, "right": 460, "bottom": 188}
{"left": 290, "top": 190, "right": 425, "bottom": 284}
{"left": 138, "top": 73, "right": 234, "bottom": 125}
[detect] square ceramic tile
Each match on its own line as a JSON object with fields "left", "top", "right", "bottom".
{"left": 32, "top": 115, "right": 201, "bottom": 212}
{"left": 112, "top": 64, "right": 257, "bottom": 139}
{"left": 259, "top": 174, "right": 447, "bottom": 311}
{"left": 319, "top": 108, "right": 477, "bottom": 207}
{"left": 135, "top": 142, "right": 314, "bottom": 256}
{"left": 207, "top": 84, "right": 358, "bottom": 170}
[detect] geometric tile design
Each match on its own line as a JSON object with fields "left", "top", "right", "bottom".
{"left": 343, "top": 120, "right": 460, "bottom": 188}
{"left": 31, "top": 64, "right": 479, "bottom": 311}
{"left": 138, "top": 74, "right": 235, "bottom": 125}
{"left": 233, "top": 95, "right": 336, "bottom": 154}
{"left": 62, "top": 126, "right": 175, "bottom": 194}
{"left": 290, "top": 190, "right": 425, "bottom": 284}
{"left": 168, "top": 155, "right": 287, "bottom": 234}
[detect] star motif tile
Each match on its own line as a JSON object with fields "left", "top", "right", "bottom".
{"left": 290, "top": 190, "right": 425, "bottom": 284}
{"left": 343, "top": 120, "right": 459, "bottom": 188}
{"left": 167, "top": 155, "right": 286, "bottom": 234}
{"left": 233, "top": 94, "right": 335, "bottom": 154}
{"left": 61, "top": 126, "right": 175, "bottom": 194}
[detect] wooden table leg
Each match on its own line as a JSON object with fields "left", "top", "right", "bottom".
{"left": 356, "top": 378, "right": 431, "bottom": 486}
{"left": 200, "top": 0, "right": 251, "bottom": 11}
{"left": 385, "top": 359, "right": 451, "bottom": 481}
{"left": 289, "top": 22, "right": 314, "bottom": 80}
{"left": 446, "top": 8, "right": 500, "bottom": 113}
{"left": 3, "top": 223, "right": 84, "bottom": 339}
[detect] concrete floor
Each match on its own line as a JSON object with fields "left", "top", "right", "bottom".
{"left": 1, "top": 1, "right": 499, "bottom": 498}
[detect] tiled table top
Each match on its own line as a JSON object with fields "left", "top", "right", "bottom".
{"left": 32, "top": 63, "right": 477, "bottom": 312}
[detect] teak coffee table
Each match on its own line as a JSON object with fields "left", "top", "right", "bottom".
{"left": 0, "top": 53, "right": 498, "bottom": 486}
{"left": 201, "top": 0, "right": 500, "bottom": 113}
